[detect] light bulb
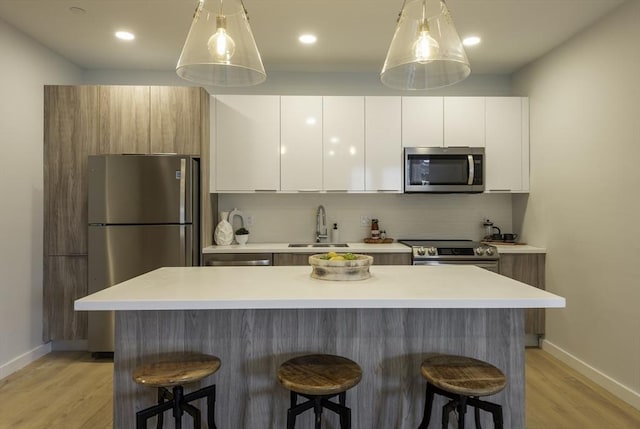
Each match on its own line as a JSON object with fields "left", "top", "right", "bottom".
{"left": 207, "top": 15, "right": 236, "bottom": 63}
{"left": 412, "top": 21, "right": 439, "bottom": 64}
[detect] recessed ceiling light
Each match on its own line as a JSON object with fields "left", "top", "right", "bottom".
{"left": 463, "top": 36, "right": 481, "bottom": 47}
{"left": 115, "top": 31, "right": 135, "bottom": 41}
{"left": 299, "top": 34, "right": 317, "bottom": 45}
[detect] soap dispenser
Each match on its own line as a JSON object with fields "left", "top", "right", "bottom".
{"left": 331, "top": 223, "right": 340, "bottom": 243}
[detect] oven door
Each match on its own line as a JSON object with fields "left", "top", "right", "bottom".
{"left": 404, "top": 147, "right": 484, "bottom": 193}
{"left": 414, "top": 259, "right": 499, "bottom": 273}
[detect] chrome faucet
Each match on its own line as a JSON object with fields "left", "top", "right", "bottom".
{"left": 316, "top": 205, "right": 328, "bottom": 242}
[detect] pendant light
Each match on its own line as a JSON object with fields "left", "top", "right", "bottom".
{"left": 381, "top": 0, "right": 470, "bottom": 90}
{"left": 176, "top": 0, "right": 266, "bottom": 87}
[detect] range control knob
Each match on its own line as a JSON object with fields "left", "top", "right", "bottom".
{"left": 475, "top": 247, "right": 485, "bottom": 256}
{"left": 485, "top": 247, "right": 495, "bottom": 256}
{"left": 416, "top": 246, "right": 426, "bottom": 256}
{"left": 427, "top": 247, "right": 437, "bottom": 256}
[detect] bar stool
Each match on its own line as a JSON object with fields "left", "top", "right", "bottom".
{"left": 417, "top": 354, "right": 506, "bottom": 429}
{"left": 132, "top": 352, "right": 220, "bottom": 429}
{"left": 277, "top": 354, "right": 362, "bottom": 429}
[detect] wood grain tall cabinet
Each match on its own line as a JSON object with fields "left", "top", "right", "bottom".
{"left": 43, "top": 85, "right": 211, "bottom": 342}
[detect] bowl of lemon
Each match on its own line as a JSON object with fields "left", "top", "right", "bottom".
{"left": 308, "top": 252, "right": 373, "bottom": 281}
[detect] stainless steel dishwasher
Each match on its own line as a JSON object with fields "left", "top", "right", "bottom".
{"left": 202, "top": 253, "right": 273, "bottom": 266}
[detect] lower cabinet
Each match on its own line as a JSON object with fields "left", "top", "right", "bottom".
{"left": 274, "top": 252, "right": 411, "bottom": 266}
{"left": 43, "top": 256, "right": 88, "bottom": 341}
{"left": 498, "top": 253, "right": 546, "bottom": 335}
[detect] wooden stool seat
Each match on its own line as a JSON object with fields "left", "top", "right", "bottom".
{"left": 278, "top": 354, "right": 362, "bottom": 396}
{"left": 418, "top": 354, "right": 506, "bottom": 429}
{"left": 133, "top": 352, "right": 220, "bottom": 429}
{"left": 420, "top": 354, "right": 506, "bottom": 397}
{"left": 278, "top": 354, "right": 362, "bottom": 429}
{"left": 133, "top": 352, "right": 221, "bottom": 388}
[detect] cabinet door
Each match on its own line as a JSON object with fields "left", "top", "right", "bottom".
{"left": 444, "top": 97, "right": 485, "bottom": 147}
{"left": 214, "top": 95, "right": 280, "bottom": 191}
{"left": 273, "top": 253, "right": 311, "bottom": 266}
{"left": 44, "top": 85, "right": 99, "bottom": 255}
{"left": 485, "top": 97, "right": 529, "bottom": 192}
{"left": 43, "top": 256, "right": 88, "bottom": 340}
{"left": 402, "top": 97, "right": 443, "bottom": 147}
{"left": 362, "top": 253, "right": 411, "bottom": 265}
{"left": 323, "top": 96, "right": 365, "bottom": 191}
{"left": 98, "top": 86, "right": 150, "bottom": 154}
{"left": 281, "top": 96, "right": 323, "bottom": 191}
{"left": 499, "top": 253, "right": 546, "bottom": 335}
{"left": 150, "top": 86, "right": 202, "bottom": 155}
{"left": 365, "top": 97, "right": 402, "bottom": 192}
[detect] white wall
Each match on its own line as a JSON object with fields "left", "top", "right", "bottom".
{"left": 513, "top": 0, "right": 640, "bottom": 408}
{"left": 217, "top": 193, "right": 513, "bottom": 244}
{"left": 0, "top": 18, "right": 82, "bottom": 378}
{"left": 83, "top": 69, "right": 513, "bottom": 96}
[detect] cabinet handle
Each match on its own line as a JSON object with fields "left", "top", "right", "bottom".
{"left": 254, "top": 189, "right": 277, "bottom": 192}
{"left": 297, "top": 189, "right": 321, "bottom": 193}
{"left": 376, "top": 189, "right": 400, "bottom": 193}
{"left": 487, "top": 189, "right": 512, "bottom": 192}
{"left": 326, "top": 190, "right": 349, "bottom": 192}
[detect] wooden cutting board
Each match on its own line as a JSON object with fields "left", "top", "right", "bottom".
{"left": 363, "top": 238, "right": 394, "bottom": 244}
{"left": 481, "top": 241, "right": 527, "bottom": 245}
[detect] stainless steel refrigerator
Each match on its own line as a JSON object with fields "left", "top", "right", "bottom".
{"left": 87, "top": 154, "right": 200, "bottom": 353}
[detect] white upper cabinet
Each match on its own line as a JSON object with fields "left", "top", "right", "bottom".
{"left": 402, "top": 97, "right": 444, "bottom": 147}
{"left": 213, "top": 95, "right": 280, "bottom": 192}
{"left": 444, "top": 97, "right": 485, "bottom": 147}
{"left": 365, "top": 96, "right": 402, "bottom": 192}
{"left": 323, "top": 97, "right": 365, "bottom": 191}
{"left": 485, "top": 97, "right": 530, "bottom": 192}
{"left": 280, "top": 96, "right": 323, "bottom": 191}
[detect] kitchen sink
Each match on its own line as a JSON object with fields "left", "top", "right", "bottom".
{"left": 288, "top": 243, "right": 349, "bottom": 248}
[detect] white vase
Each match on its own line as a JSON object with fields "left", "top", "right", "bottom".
{"left": 235, "top": 234, "right": 249, "bottom": 245}
{"left": 214, "top": 211, "right": 234, "bottom": 245}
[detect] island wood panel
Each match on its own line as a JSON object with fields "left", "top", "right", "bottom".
{"left": 150, "top": 86, "right": 202, "bottom": 155}
{"left": 98, "top": 86, "right": 150, "bottom": 154}
{"left": 273, "top": 252, "right": 411, "bottom": 266}
{"left": 44, "top": 85, "right": 99, "bottom": 255}
{"left": 44, "top": 256, "right": 88, "bottom": 340}
{"left": 114, "top": 308, "right": 524, "bottom": 428}
{"left": 499, "top": 253, "right": 546, "bottom": 335}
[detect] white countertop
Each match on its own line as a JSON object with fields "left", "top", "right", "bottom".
{"left": 202, "top": 242, "right": 411, "bottom": 254}
{"left": 488, "top": 244, "right": 547, "bottom": 254}
{"left": 75, "top": 265, "right": 565, "bottom": 311}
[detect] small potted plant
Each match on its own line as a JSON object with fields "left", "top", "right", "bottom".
{"left": 235, "top": 227, "right": 250, "bottom": 245}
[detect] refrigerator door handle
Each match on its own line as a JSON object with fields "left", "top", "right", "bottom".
{"left": 180, "top": 158, "right": 187, "bottom": 266}
{"left": 179, "top": 158, "right": 186, "bottom": 224}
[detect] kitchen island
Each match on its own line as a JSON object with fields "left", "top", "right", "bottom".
{"left": 75, "top": 265, "right": 565, "bottom": 428}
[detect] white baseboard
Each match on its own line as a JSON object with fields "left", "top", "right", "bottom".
{"left": 542, "top": 339, "right": 640, "bottom": 410}
{"left": 0, "top": 342, "right": 52, "bottom": 380}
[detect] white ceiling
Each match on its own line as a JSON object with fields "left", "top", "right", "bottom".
{"left": 0, "top": 0, "right": 626, "bottom": 75}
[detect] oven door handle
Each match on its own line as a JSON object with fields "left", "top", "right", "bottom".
{"left": 467, "top": 154, "right": 474, "bottom": 185}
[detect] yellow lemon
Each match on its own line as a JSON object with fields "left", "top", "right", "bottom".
{"left": 327, "top": 251, "right": 338, "bottom": 258}
{"left": 330, "top": 255, "right": 345, "bottom": 261}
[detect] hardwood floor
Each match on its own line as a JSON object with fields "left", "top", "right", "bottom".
{"left": 0, "top": 349, "right": 638, "bottom": 428}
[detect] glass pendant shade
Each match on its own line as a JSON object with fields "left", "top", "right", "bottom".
{"left": 177, "top": 0, "right": 266, "bottom": 87}
{"left": 381, "top": 0, "right": 470, "bottom": 90}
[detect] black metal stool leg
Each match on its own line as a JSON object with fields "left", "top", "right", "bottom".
{"left": 493, "top": 403, "right": 503, "bottom": 429}
{"left": 182, "top": 402, "right": 201, "bottom": 428}
{"left": 418, "top": 382, "right": 436, "bottom": 429}
{"left": 287, "top": 392, "right": 298, "bottom": 429}
{"left": 338, "top": 392, "right": 349, "bottom": 429}
{"left": 156, "top": 388, "right": 165, "bottom": 429}
{"left": 172, "top": 386, "right": 184, "bottom": 429}
{"left": 313, "top": 396, "right": 323, "bottom": 429}
{"left": 207, "top": 384, "right": 217, "bottom": 429}
{"left": 456, "top": 396, "right": 467, "bottom": 429}
{"left": 474, "top": 397, "right": 482, "bottom": 429}
{"left": 442, "top": 399, "right": 456, "bottom": 429}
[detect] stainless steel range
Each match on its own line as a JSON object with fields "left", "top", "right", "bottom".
{"left": 399, "top": 239, "right": 499, "bottom": 272}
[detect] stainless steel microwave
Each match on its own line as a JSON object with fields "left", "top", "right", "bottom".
{"left": 404, "top": 147, "right": 485, "bottom": 193}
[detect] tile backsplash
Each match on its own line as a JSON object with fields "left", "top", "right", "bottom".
{"left": 216, "top": 193, "right": 513, "bottom": 244}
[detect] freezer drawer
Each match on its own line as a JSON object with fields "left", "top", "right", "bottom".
{"left": 88, "top": 224, "right": 194, "bottom": 352}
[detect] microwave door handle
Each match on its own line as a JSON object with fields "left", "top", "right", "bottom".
{"left": 467, "top": 155, "right": 474, "bottom": 185}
